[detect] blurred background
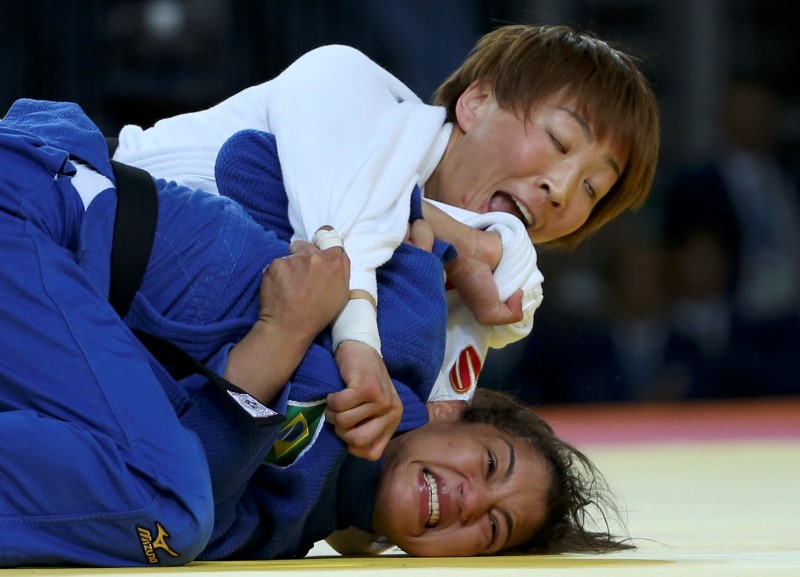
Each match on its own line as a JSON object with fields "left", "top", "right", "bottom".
{"left": 3, "top": 0, "right": 798, "bottom": 405}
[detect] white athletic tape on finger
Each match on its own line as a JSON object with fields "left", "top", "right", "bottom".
{"left": 312, "top": 228, "right": 344, "bottom": 251}
{"left": 332, "top": 298, "right": 382, "bottom": 355}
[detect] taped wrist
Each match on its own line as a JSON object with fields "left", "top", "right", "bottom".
{"left": 331, "top": 298, "right": 382, "bottom": 355}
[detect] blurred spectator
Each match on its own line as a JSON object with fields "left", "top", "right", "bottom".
{"left": 663, "top": 78, "right": 800, "bottom": 397}
{"left": 602, "top": 231, "right": 701, "bottom": 401}
{"left": 249, "top": 0, "right": 502, "bottom": 102}
{"left": 349, "top": 0, "right": 484, "bottom": 102}
{"left": 667, "top": 227, "right": 740, "bottom": 398}
{"left": 483, "top": 220, "right": 708, "bottom": 404}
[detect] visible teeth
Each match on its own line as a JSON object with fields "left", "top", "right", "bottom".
{"left": 514, "top": 198, "right": 533, "bottom": 226}
{"left": 423, "top": 471, "right": 440, "bottom": 527}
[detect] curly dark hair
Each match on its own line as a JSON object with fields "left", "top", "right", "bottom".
{"left": 463, "top": 388, "right": 633, "bottom": 554}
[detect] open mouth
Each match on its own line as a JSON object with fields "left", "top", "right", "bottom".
{"left": 489, "top": 191, "right": 533, "bottom": 227}
{"left": 423, "top": 470, "right": 440, "bottom": 528}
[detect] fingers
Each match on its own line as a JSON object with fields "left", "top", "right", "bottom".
{"left": 312, "top": 226, "right": 345, "bottom": 251}
{"left": 286, "top": 227, "right": 350, "bottom": 290}
{"left": 471, "top": 291, "right": 524, "bottom": 326}
{"left": 287, "top": 239, "right": 318, "bottom": 256}
{"left": 289, "top": 225, "right": 345, "bottom": 255}
{"left": 506, "top": 288, "right": 525, "bottom": 321}
{"left": 260, "top": 226, "right": 351, "bottom": 340}
{"left": 338, "top": 420, "right": 393, "bottom": 461}
{"left": 405, "top": 219, "right": 435, "bottom": 252}
{"left": 325, "top": 386, "right": 385, "bottom": 425}
{"left": 481, "top": 288, "right": 525, "bottom": 326}
{"left": 326, "top": 340, "right": 403, "bottom": 460}
{"left": 325, "top": 390, "right": 399, "bottom": 461}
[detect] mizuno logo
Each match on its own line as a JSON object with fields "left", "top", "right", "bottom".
{"left": 137, "top": 521, "right": 179, "bottom": 564}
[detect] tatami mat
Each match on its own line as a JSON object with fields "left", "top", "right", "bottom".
{"left": 3, "top": 398, "right": 799, "bottom": 576}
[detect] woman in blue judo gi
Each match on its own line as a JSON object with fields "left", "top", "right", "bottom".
{"left": 0, "top": 99, "right": 630, "bottom": 566}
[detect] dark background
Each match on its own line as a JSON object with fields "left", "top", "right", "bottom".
{"left": 3, "top": 0, "right": 799, "bottom": 405}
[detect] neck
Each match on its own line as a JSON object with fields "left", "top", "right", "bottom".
{"left": 424, "top": 123, "right": 461, "bottom": 203}
{"left": 337, "top": 454, "right": 383, "bottom": 531}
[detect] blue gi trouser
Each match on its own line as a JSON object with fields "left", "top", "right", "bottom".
{"left": 0, "top": 126, "right": 213, "bottom": 565}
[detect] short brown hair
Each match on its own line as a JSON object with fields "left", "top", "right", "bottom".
{"left": 434, "top": 25, "right": 660, "bottom": 248}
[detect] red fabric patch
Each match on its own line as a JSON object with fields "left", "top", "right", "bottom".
{"left": 449, "top": 345, "right": 481, "bottom": 394}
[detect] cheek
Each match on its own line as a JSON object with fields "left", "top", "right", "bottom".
{"left": 506, "top": 138, "right": 554, "bottom": 180}
{"left": 373, "top": 464, "right": 415, "bottom": 535}
{"left": 373, "top": 489, "right": 413, "bottom": 549}
{"left": 556, "top": 201, "right": 595, "bottom": 238}
{"left": 446, "top": 174, "right": 493, "bottom": 212}
{"left": 566, "top": 203, "right": 593, "bottom": 230}
{"left": 400, "top": 527, "right": 485, "bottom": 557}
{"left": 532, "top": 208, "right": 591, "bottom": 243}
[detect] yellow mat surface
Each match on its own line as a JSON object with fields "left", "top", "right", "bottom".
{"left": 3, "top": 399, "right": 799, "bottom": 576}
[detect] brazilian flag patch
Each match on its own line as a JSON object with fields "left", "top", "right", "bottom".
{"left": 264, "top": 399, "right": 327, "bottom": 467}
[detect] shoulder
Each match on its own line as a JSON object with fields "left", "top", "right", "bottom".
{"left": 280, "top": 45, "right": 383, "bottom": 84}
{"left": 292, "top": 44, "right": 378, "bottom": 71}
{"left": 280, "top": 45, "right": 418, "bottom": 103}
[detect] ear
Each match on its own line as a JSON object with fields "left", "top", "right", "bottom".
{"left": 454, "top": 80, "right": 493, "bottom": 132}
{"left": 426, "top": 400, "right": 467, "bottom": 422}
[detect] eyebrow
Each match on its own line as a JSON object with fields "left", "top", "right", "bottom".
{"left": 500, "top": 438, "right": 516, "bottom": 548}
{"left": 502, "top": 438, "right": 516, "bottom": 482}
{"left": 559, "top": 107, "right": 621, "bottom": 177}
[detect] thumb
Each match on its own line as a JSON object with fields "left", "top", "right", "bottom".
{"left": 482, "top": 289, "right": 525, "bottom": 326}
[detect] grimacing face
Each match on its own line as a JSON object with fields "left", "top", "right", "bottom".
{"left": 426, "top": 82, "right": 625, "bottom": 244}
{"left": 372, "top": 418, "right": 551, "bottom": 556}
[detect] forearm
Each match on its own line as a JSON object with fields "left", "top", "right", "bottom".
{"left": 224, "top": 319, "right": 312, "bottom": 405}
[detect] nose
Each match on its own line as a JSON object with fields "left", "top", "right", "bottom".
{"left": 458, "top": 481, "right": 492, "bottom": 523}
{"left": 538, "top": 165, "right": 576, "bottom": 209}
{"left": 539, "top": 174, "right": 569, "bottom": 208}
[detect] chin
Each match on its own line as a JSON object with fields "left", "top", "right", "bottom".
{"left": 391, "top": 538, "right": 422, "bottom": 557}
{"left": 394, "top": 540, "right": 458, "bottom": 558}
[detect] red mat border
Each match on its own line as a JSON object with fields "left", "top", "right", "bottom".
{"left": 535, "top": 397, "right": 800, "bottom": 445}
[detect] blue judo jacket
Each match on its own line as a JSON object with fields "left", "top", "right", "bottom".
{"left": 0, "top": 99, "right": 449, "bottom": 562}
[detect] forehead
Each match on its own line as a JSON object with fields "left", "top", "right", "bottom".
{"left": 527, "top": 91, "right": 626, "bottom": 141}
{"left": 456, "top": 422, "right": 553, "bottom": 551}
{"left": 502, "top": 436, "right": 552, "bottom": 550}
{"left": 565, "top": 93, "right": 630, "bottom": 162}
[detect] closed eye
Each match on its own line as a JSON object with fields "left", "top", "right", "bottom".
{"left": 489, "top": 515, "right": 499, "bottom": 547}
{"left": 549, "top": 132, "right": 566, "bottom": 154}
{"left": 487, "top": 450, "right": 496, "bottom": 478}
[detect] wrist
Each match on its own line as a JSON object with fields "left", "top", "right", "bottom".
{"left": 331, "top": 297, "right": 382, "bottom": 355}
